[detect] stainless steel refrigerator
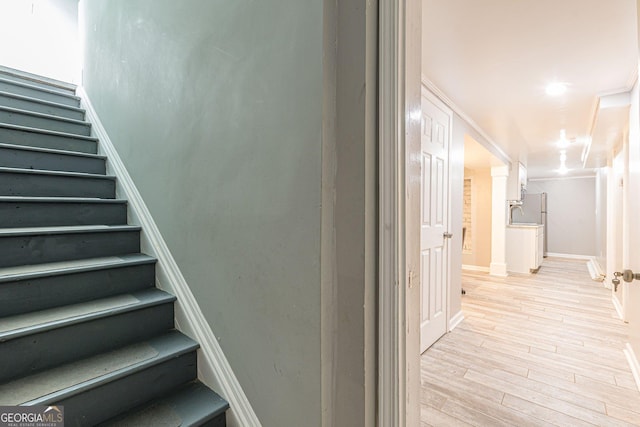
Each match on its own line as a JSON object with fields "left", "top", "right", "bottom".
{"left": 511, "top": 192, "right": 548, "bottom": 256}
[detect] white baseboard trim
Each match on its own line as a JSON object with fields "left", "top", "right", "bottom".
{"left": 587, "top": 258, "right": 605, "bottom": 282}
{"left": 624, "top": 343, "right": 640, "bottom": 393}
{"left": 449, "top": 310, "right": 464, "bottom": 331}
{"left": 612, "top": 294, "right": 624, "bottom": 320}
{"left": 78, "top": 87, "right": 261, "bottom": 427}
{"left": 489, "top": 262, "right": 508, "bottom": 277}
{"left": 462, "top": 264, "right": 490, "bottom": 273}
{"left": 546, "top": 252, "right": 593, "bottom": 260}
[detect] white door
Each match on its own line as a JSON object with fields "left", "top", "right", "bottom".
{"left": 610, "top": 150, "right": 625, "bottom": 319}
{"left": 420, "top": 90, "right": 451, "bottom": 354}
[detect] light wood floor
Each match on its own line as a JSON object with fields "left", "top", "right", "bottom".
{"left": 421, "top": 257, "right": 640, "bottom": 426}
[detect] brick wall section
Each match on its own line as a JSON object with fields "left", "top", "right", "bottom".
{"left": 463, "top": 178, "right": 472, "bottom": 251}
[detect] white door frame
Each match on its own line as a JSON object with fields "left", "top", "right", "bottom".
{"left": 378, "top": 0, "right": 422, "bottom": 425}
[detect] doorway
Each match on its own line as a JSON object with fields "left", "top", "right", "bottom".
{"left": 0, "top": 0, "right": 80, "bottom": 83}
{"left": 461, "top": 136, "right": 503, "bottom": 273}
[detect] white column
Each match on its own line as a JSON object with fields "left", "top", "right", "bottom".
{"left": 490, "top": 166, "right": 509, "bottom": 277}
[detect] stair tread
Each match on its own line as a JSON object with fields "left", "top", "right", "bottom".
{"left": 0, "top": 122, "right": 97, "bottom": 141}
{"left": 0, "top": 224, "right": 140, "bottom": 237}
{"left": 102, "top": 382, "right": 229, "bottom": 427}
{"left": 0, "top": 76, "right": 80, "bottom": 100}
{"left": 0, "top": 330, "right": 196, "bottom": 405}
{"left": 0, "top": 65, "right": 77, "bottom": 92}
{"left": 0, "top": 196, "right": 126, "bottom": 203}
{"left": 0, "top": 165, "right": 114, "bottom": 179}
{"left": 0, "top": 253, "right": 155, "bottom": 282}
{"left": 0, "top": 141, "right": 105, "bottom": 159}
{"left": 0, "top": 105, "right": 91, "bottom": 126}
{"left": 0, "top": 288, "right": 175, "bottom": 340}
{"left": 0, "top": 90, "right": 85, "bottom": 112}
{"left": 0, "top": 68, "right": 221, "bottom": 420}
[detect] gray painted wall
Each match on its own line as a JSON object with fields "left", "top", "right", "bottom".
{"left": 81, "top": 1, "right": 323, "bottom": 425}
{"left": 527, "top": 177, "right": 597, "bottom": 256}
{"left": 80, "top": 1, "right": 376, "bottom": 426}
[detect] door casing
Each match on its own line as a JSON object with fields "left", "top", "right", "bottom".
{"left": 378, "top": 0, "right": 422, "bottom": 425}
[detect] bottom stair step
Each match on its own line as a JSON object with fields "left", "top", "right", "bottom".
{"left": 0, "top": 288, "right": 176, "bottom": 383}
{"left": 100, "top": 381, "right": 229, "bottom": 427}
{"left": 0, "top": 331, "right": 199, "bottom": 426}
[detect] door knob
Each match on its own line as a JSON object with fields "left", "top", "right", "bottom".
{"left": 614, "top": 269, "right": 640, "bottom": 282}
{"left": 613, "top": 270, "right": 640, "bottom": 292}
{"left": 622, "top": 269, "right": 640, "bottom": 282}
{"left": 443, "top": 232, "right": 453, "bottom": 239}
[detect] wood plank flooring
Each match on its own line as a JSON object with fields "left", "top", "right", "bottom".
{"left": 421, "top": 257, "right": 640, "bottom": 426}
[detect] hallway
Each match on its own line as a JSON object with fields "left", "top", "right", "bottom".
{"left": 421, "top": 258, "right": 640, "bottom": 426}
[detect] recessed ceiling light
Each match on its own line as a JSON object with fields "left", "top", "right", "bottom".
{"left": 556, "top": 129, "right": 569, "bottom": 148}
{"left": 546, "top": 82, "right": 567, "bottom": 96}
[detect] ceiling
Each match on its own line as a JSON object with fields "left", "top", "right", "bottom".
{"left": 422, "top": 0, "right": 638, "bottom": 178}
{"left": 463, "top": 135, "right": 503, "bottom": 170}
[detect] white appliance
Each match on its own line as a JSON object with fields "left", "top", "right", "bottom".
{"left": 511, "top": 192, "right": 548, "bottom": 256}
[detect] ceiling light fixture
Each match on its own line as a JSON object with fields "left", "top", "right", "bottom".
{"left": 557, "top": 129, "right": 569, "bottom": 148}
{"left": 546, "top": 82, "right": 567, "bottom": 96}
{"left": 558, "top": 149, "right": 569, "bottom": 175}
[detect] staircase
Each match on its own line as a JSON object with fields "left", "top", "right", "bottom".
{"left": 0, "top": 67, "right": 229, "bottom": 426}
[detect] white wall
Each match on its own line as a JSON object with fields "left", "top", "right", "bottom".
{"left": 527, "top": 177, "right": 597, "bottom": 257}
{"left": 0, "top": 0, "right": 79, "bottom": 82}
{"left": 448, "top": 115, "right": 465, "bottom": 318}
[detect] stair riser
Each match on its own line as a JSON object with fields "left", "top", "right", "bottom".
{"left": 0, "top": 93, "right": 84, "bottom": 120}
{"left": 0, "top": 80, "right": 79, "bottom": 107}
{"left": 0, "top": 171, "right": 115, "bottom": 198}
{"left": 101, "top": 382, "right": 228, "bottom": 426}
{"left": 0, "top": 262, "right": 155, "bottom": 317}
{"left": 0, "top": 146, "right": 105, "bottom": 174}
{"left": 0, "top": 303, "right": 173, "bottom": 383}
{"left": 0, "top": 109, "right": 90, "bottom": 136}
{"left": 0, "top": 229, "right": 140, "bottom": 268}
{"left": 202, "top": 415, "right": 227, "bottom": 427}
{"left": 51, "top": 352, "right": 197, "bottom": 426}
{"left": 0, "top": 73, "right": 76, "bottom": 96}
{"left": 0, "top": 127, "right": 97, "bottom": 154}
{"left": 0, "top": 201, "right": 127, "bottom": 228}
